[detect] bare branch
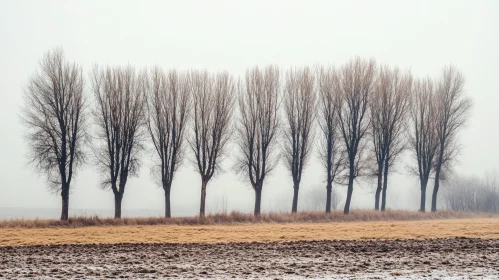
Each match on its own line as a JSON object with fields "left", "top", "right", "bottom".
{"left": 408, "top": 77, "right": 439, "bottom": 212}
{"left": 431, "top": 65, "right": 472, "bottom": 212}
{"left": 369, "top": 65, "right": 412, "bottom": 210}
{"left": 21, "top": 48, "right": 87, "bottom": 220}
{"left": 336, "top": 57, "right": 377, "bottom": 214}
{"left": 316, "top": 65, "right": 347, "bottom": 213}
{"left": 90, "top": 65, "right": 147, "bottom": 218}
{"left": 146, "top": 67, "right": 190, "bottom": 217}
{"left": 188, "top": 70, "right": 236, "bottom": 217}
{"left": 235, "top": 65, "right": 281, "bottom": 216}
{"left": 282, "top": 67, "right": 316, "bottom": 212}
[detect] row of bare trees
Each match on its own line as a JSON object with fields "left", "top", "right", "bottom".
{"left": 443, "top": 175, "right": 499, "bottom": 213}
{"left": 22, "top": 49, "right": 224, "bottom": 220}
{"left": 22, "top": 49, "right": 471, "bottom": 220}
{"left": 90, "top": 67, "right": 237, "bottom": 219}
{"left": 408, "top": 68, "right": 472, "bottom": 212}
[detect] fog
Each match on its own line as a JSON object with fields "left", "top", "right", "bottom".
{"left": 1, "top": 0, "right": 498, "bottom": 219}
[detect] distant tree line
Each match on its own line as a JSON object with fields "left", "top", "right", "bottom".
{"left": 21, "top": 48, "right": 472, "bottom": 220}
{"left": 443, "top": 175, "right": 499, "bottom": 213}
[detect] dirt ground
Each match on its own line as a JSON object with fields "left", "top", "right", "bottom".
{"left": 0, "top": 238, "right": 498, "bottom": 279}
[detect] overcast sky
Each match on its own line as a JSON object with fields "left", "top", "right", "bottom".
{"left": 1, "top": 0, "right": 498, "bottom": 218}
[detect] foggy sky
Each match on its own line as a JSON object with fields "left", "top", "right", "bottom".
{"left": 1, "top": 0, "right": 498, "bottom": 218}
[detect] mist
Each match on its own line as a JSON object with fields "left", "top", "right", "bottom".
{"left": 1, "top": 0, "right": 498, "bottom": 219}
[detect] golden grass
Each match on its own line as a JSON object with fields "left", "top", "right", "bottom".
{"left": 1, "top": 218, "right": 498, "bottom": 246}
{"left": 0, "top": 209, "right": 494, "bottom": 228}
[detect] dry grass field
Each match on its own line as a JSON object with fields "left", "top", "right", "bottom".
{"left": 0, "top": 209, "right": 492, "bottom": 228}
{"left": 1, "top": 218, "right": 498, "bottom": 246}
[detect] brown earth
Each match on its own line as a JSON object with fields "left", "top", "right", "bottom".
{"left": 0, "top": 238, "right": 498, "bottom": 279}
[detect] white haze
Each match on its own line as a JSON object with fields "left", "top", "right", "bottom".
{"left": 0, "top": 0, "right": 498, "bottom": 219}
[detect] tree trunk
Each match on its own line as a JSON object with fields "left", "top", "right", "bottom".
{"left": 420, "top": 181, "right": 427, "bottom": 212}
{"left": 432, "top": 165, "right": 442, "bottom": 213}
{"left": 374, "top": 165, "right": 383, "bottom": 211}
{"left": 381, "top": 158, "right": 389, "bottom": 211}
{"left": 164, "top": 188, "right": 171, "bottom": 218}
{"left": 254, "top": 186, "right": 262, "bottom": 216}
{"left": 291, "top": 182, "right": 299, "bottom": 213}
{"left": 114, "top": 193, "right": 123, "bottom": 219}
{"left": 344, "top": 175, "right": 354, "bottom": 214}
{"left": 325, "top": 183, "right": 332, "bottom": 213}
{"left": 432, "top": 141, "right": 445, "bottom": 213}
{"left": 199, "top": 180, "right": 207, "bottom": 218}
{"left": 60, "top": 187, "right": 69, "bottom": 221}
{"left": 431, "top": 181, "right": 439, "bottom": 213}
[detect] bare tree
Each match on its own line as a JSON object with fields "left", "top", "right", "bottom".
{"left": 443, "top": 174, "right": 499, "bottom": 213}
{"left": 189, "top": 70, "right": 235, "bottom": 217}
{"left": 431, "top": 66, "right": 472, "bottom": 212}
{"left": 370, "top": 66, "right": 412, "bottom": 211}
{"left": 409, "top": 78, "right": 439, "bottom": 212}
{"left": 91, "top": 65, "right": 147, "bottom": 219}
{"left": 316, "top": 65, "right": 345, "bottom": 213}
{"left": 282, "top": 67, "right": 316, "bottom": 213}
{"left": 236, "top": 66, "right": 280, "bottom": 216}
{"left": 22, "top": 48, "right": 87, "bottom": 220}
{"left": 146, "top": 68, "right": 190, "bottom": 218}
{"left": 336, "top": 58, "right": 376, "bottom": 214}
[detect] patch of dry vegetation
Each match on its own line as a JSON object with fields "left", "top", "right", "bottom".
{"left": 0, "top": 209, "right": 495, "bottom": 229}
{"left": 1, "top": 218, "right": 498, "bottom": 246}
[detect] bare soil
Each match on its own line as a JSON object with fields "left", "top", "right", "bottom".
{"left": 0, "top": 238, "right": 497, "bottom": 279}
